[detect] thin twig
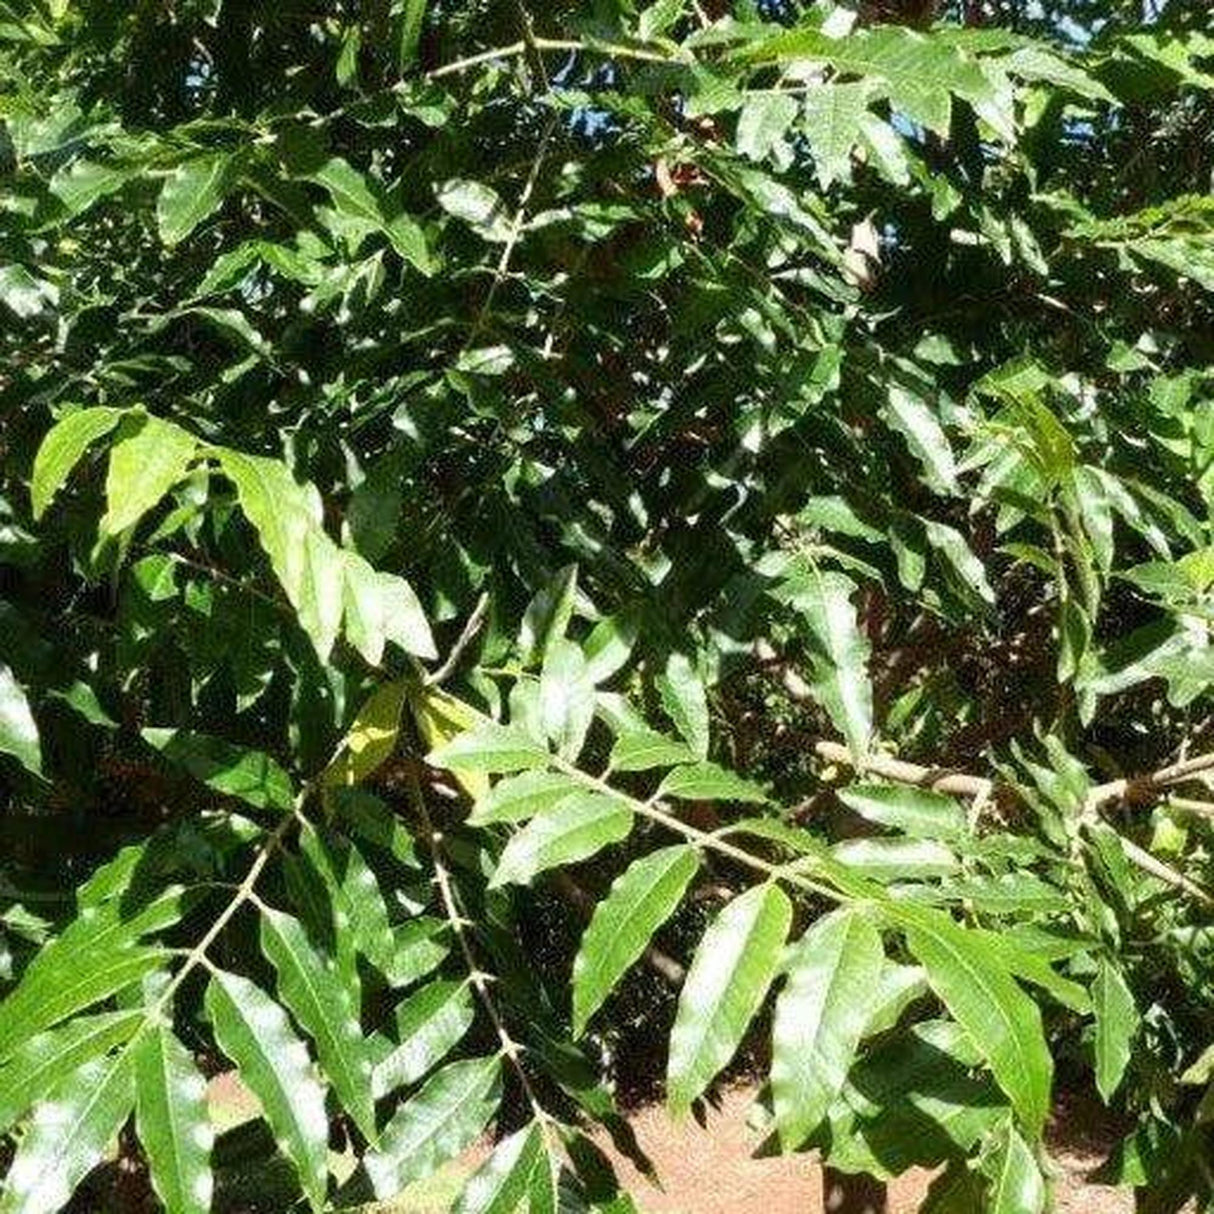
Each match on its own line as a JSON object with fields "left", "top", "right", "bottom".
{"left": 427, "top": 592, "right": 491, "bottom": 686}
{"left": 463, "top": 109, "right": 559, "bottom": 352}
{"left": 425, "top": 37, "right": 676, "bottom": 81}
{"left": 405, "top": 768, "right": 551, "bottom": 1124}
{"left": 552, "top": 758, "right": 847, "bottom": 904}
{"left": 152, "top": 811, "right": 295, "bottom": 1015}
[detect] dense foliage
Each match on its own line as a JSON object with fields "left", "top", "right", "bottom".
{"left": 2, "top": 0, "right": 1214, "bottom": 1210}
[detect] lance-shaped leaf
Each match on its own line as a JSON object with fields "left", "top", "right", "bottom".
{"left": 1093, "top": 957, "right": 1138, "bottom": 1102}
{"left": 454, "top": 1123, "right": 546, "bottom": 1214}
{"left": 657, "top": 760, "right": 767, "bottom": 804}
{"left": 0, "top": 945, "right": 168, "bottom": 1061}
{"left": 0, "top": 663, "right": 42, "bottom": 777}
{"left": 488, "top": 791, "right": 634, "bottom": 888}
{"left": 656, "top": 653, "right": 709, "bottom": 759}
{"left": 158, "top": 153, "right": 232, "bottom": 245}
{"left": 771, "top": 906, "right": 885, "bottom": 1150}
{"left": 216, "top": 448, "right": 345, "bottom": 663}
{"left": 428, "top": 720, "right": 551, "bottom": 774}
{"left": 573, "top": 845, "right": 700, "bottom": 1036}
{"left": 362, "top": 1056, "right": 501, "bottom": 1199}
{"left": 321, "top": 679, "right": 409, "bottom": 797}
{"left": 892, "top": 904, "right": 1052, "bottom": 1136}
{"left": 341, "top": 553, "right": 436, "bottom": 665}
{"left": 296, "top": 824, "right": 397, "bottom": 982}
{"left": 100, "top": 413, "right": 198, "bottom": 538}
{"left": 0, "top": 1051, "right": 134, "bottom": 1214}
{"left": 0, "top": 886, "right": 184, "bottom": 1060}
{"left": 980, "top": 1120, "right": 1046, "bottom": 1214}
{"left": 30, "top": 405, "right": 125, "bottom": 519}
{"left": 134, "top": 1024, "right": 214, "bottom": 1214}
{"left": 539, "top": 639, "right": 596, "bottom": 761}
{"left": 778, "top": 567, "right": 872, "bottom": 763}
{"left": 667, "top": 883, "right": 792, "bottom": 1116}
{"left": 838, "top": 783, "right": 968, "bottom": 841}
{"left": 884, "top": 384, "right": 958, "bottom": 495}
{"left": 608, "top": 729, "right": 695, "bottom": 773}
{"left": 204, "top": 970, "right": 330, "bottom": 1212}
{"left": 0, "top": 1010, "right": 142, "bottom": 1134}
{"left": 468, "top": 771, "right": 583, "bottom": 826}
{"left": 142, "top": 728, "right": 294, "bottom": 811}
{"left": 373, "top": 979, "right": 475, "bottom": 1098}
{"left": 258, "top": 905, "right": 375, "bottom": 1140}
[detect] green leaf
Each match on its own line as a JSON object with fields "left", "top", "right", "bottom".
{"left": 799, "top": 82, "right": 872, "bottom": 187}
{"left": 518, "top": 564, "right": 578, "bottom": 666}
{"left": 780, "top": 568, "right": 872, "bottom": 764}
{"left": 30, "top": 405, "right": 124, "bottom": 519}
{"left": 258, "top": 905, "right": 375, "bottom": 1140}
{"left": 100, "top": 414, "right": 197, "bottom": 537}
{"left": 838, "top": 784, "right": 968, "bottom": 841}
{"left": 142, "top": 728, "right": 293, "bottom": 811}
{"left": 362, "top": 1056, "right": 501, "bottom": 1200}
{"left": 469, "top": 770, "right": 584, "bottom": 826}
{"left": 667, "top": 883, "right": 791, "bottom": 1115}
{"left": 609, "top": 729, "right": 695, "bottom": 773}
{"left": 342, "top": 552, "right": 436, "bottom": 665}
{"left": 1092, "top": 957, "right": 1138, "bottom": 1103}
{"left": 893, "top": 904, "right": 1053, "bottom": 1136}
{"left": 738, "top": 26, "right": 996, "bottom": 136}
{"left": 204, "top": 970, "right": 330, "bottom": 1212}
{"left": 373, "top": 979, "right": 475, "bottom": 1098}
{"left": 134, "top": 1024, "right": 214, "bottom": 1214}
{"left": 925, "top": 520, "right": 997, "bottom": 609}
{"left": 0, "top": 1052, "right": 134, "bottom": 1214}
{"left": 322, "top": 679, "right": 409, "bottom": 797}
{"left": 428, "top": 721, "right": 551, "bottom": 774}
{"left": 656, "top": 652, "right": 709, "bottom": 759}
{"left": 385, "top": 919, "right": 451, "bottom": 988}
{"left": 454, "top": 1124, "right": 546, "bottom": 1214}
{"left": 435, "top": 178, "right": 513, "bottom": 243}
{"left": 295, "top": 825, "right": 399, "bottom": 982}
{"left": 48, "top": 158, "right": 130, "bottom": 218}
{"left": 488, "top": 791, "right": 634, "bottom": 888}
{"left": 771, "top": 906, "right": 885, "bottom": 1150}
{"left": 657, "top": 760, "right": 767, "bottom": 803}
{"left": 397, "top": 0, "right": 426, "bottom": 69}
{"left": 158, "top": 153, "right": 232, "bottom": 245}
{"left": 0, "top": 945, "right": 168, "bottom": 1061}
{"left": 638, "top": 0, "right": 683, "bottom": 40}
{"left": 583, "top": 609, "right": 640, "bottom": 684}
{"left": 884, "top": 385, "right": 958, "bottom": 495}
{"left": 0, "top": 663, "right": 41, "bottom": 777}
{"left": 216, "top": 448, "right": 345, "bottom": 662}
{"left": 572, "top": 845, "right": 700, "bottom": 1036}
{"left": 539, "top": 639, "right": 596, "bottom": 761}
{"left": 0, "top": 1011, "right": 142, "bottom": 1134}
{"left": 831, "top": 837, "right": 959, "bottom": 881}
{"left": 736, "top": 93, "right": 798, "bottom": 163}
{"left": 980, "top": 1121, "right": 1046, "bottom": 1214}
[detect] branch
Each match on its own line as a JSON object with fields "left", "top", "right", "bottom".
{"left": 427, "top": 592, "right": 490, "bottom": 686}
{"left": 815, "top": 741, "right": 1214, "bottom": 906}
{"left": 814, "top": 740, "right": 995, "bottom": 799}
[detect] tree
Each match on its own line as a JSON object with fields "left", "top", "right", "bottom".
{"left": 2, "top": 0, "right": 1214, "bottom": 1210}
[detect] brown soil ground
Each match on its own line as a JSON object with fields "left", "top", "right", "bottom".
{"left": 601, "top": 1085, "right": 1133, "bottom": 1214}
{"left": 204, "top": 1073, "right": 1134, "bottom": 1214}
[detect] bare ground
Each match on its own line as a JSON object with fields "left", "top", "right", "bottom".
{"left": 203, "top": 1074, "right": 1135, "bottom": 1213}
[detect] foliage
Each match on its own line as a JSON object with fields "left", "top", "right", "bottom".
{"left": 2, "top": 0, "right": 1214, "bottom": 1210}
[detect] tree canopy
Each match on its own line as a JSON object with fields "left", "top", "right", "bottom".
{"left": 2, "top": 0, "right": 1214, "bottom": 1210}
